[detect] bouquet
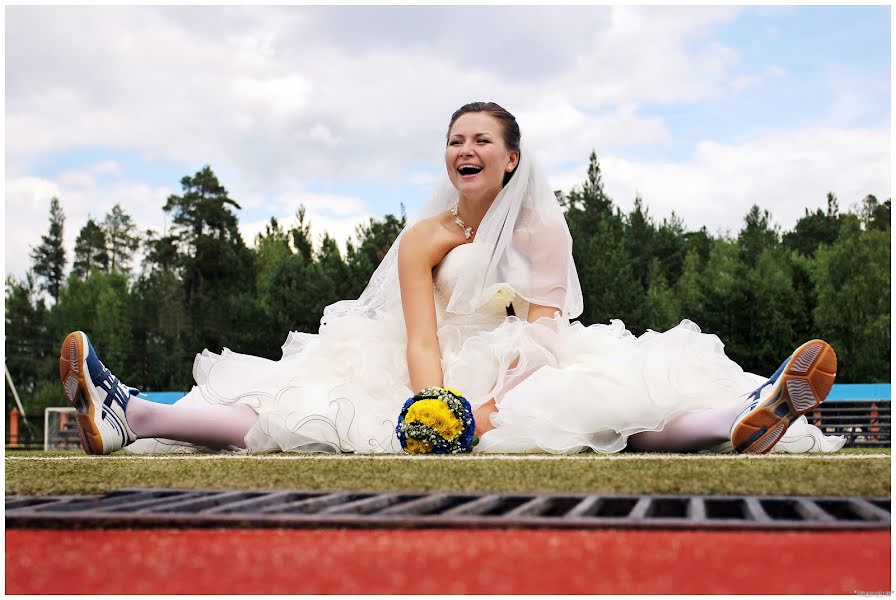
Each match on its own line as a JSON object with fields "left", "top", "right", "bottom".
{"left": 395, "top": 387, "right": 478, "bottom": 454}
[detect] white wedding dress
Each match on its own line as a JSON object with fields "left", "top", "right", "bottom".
{"left": 127, "top": 243, "right": 845, "bottom": 455}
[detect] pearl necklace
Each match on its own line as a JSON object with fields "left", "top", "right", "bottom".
{"left": 451, "top": 202, "right": 475, "bottom": 239}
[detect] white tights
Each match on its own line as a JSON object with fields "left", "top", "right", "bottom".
{"left": 125, "top": 396, "right": 258, "bottom": 450}
{"left": 124, "top": 393, "right": 749, "bottom": 453}
{"left": 625, "top": 397, "right": 750, "bottom": 452}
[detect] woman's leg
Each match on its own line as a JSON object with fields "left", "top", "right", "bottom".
{"left": 627, "top": 339, "right": 837, "bottom": 453}
{"left": 626, "top": 398, "right": 748, "bottom": 452}
{"left": 61, "top": 330, "right": 259, "bottom": 455}
{"left": 125, "top": 396, "right": 258, "bottom": 450}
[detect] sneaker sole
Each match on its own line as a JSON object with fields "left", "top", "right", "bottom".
{"left": 732, "top": 339, "right": 837, "bottom": 455}
{"left": 58, "top": 332, "right": 105, "bottom": 455}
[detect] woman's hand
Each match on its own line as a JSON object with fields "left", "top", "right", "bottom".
{"left": 473, "top": 398, "right": 498, "bottom": 437}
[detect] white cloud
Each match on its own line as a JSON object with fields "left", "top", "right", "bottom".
{"left": 518, "top": 103, "right": 669, "bottom": 169}
{"left": 407, "top": 171, "right": 441, "bottom": 187}
{"left": 767, "top": 65, "right": 787, "bottom": 78}
{"left": 5, "top": 5, "right": 744, "bottom": 189}
{"left": 577, "top": 127, "right": 890, "bottom": 235}
{"left": 307, "top": 124, "right": 342, "bottom": 147}
{"left": 241, "top": 207, "right": 370, "bottom": 257}
{"left": 5, "top": 172, "right": 172, "bottom": 278}
{"left": 271, "top": 191, "right": 366, "bottom": 218}
{"left": 822, "top": 67, "right": 890, "bottom": 127}
{"left": 730, "top": 74, "right": 763, "bottom": 92}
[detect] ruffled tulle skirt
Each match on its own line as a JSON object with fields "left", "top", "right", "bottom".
{"left": 127, "top": 318, "right": 845, "bottom": 454}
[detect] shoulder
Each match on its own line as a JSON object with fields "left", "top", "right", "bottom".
{"left": 399, "top": 213, "right": 462, "bottom": 266}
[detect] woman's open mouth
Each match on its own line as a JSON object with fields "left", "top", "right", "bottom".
{"left": 457, "top": 164, "right": 483, "bottom": 179}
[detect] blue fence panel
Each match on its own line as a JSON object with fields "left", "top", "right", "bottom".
{"left": 140, "top": 391, "right": 188, "bottom": 405}
{"left": 825, "top": 383, "right": 891, "bottom": 402}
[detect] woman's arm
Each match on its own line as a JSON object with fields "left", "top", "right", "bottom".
{"left": 398, "top": 220, "right": 448, "bottom": 393}
{"left": 473, "top": 301, "right": 561, "bottom": 436}
{"left": 526, "top": 303, "right": 561, "bottom": 324}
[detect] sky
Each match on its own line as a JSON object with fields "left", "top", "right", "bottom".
{"left": 4, "top": 5, "right": 891, "bottom": 280}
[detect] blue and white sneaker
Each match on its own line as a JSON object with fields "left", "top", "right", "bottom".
{"left": 58, "top": 331, "right": 139, "bottom": 455}
{"left": 730, "top": 339, "right": 837, "bottom": 454}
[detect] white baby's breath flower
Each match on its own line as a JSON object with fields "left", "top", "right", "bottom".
{"left": 487, "top": 286, "right": 515, "bottom": 310}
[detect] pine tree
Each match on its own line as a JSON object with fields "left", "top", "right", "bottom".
{"left": 290, "top": 206, "right": 314, "bottom": 262}
{"left": 73, "top": 218, "right": 110, "bottom": 277}
{"left": 163, "top": 166, "right": 246, "bottom": 304}
{"left": 30, "top": 197, "right": 67, "bottom": 302}
{"left": 625, "top": 196, "right": 654, "bottom": 290}
{"left": 782, "top": 192, "right": 841, "bottom": 257}
{"left": 640, "top": 258, "right": 681, "bottom": 331}
{"left": 738, "top": 205, "right": 779, "bottom": 265}
{"left": 858, "top": 194, "right": 891, "bottom": 232}
{"left": 5, "top": 273, "right": 50, "bottom": 394}
{"left": 563, "top": 151, "right": 640, "bottom": 327}
{"left": 103, "top": 204, "right": 141, "bottom": 275}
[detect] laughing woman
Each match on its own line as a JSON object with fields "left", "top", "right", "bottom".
{"left": 59, "top": 101, "right": 845, "bottom": 456}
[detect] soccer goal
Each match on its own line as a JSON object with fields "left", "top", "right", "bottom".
{"left": 44, "top": 407, "right": 81, "bottom": 451}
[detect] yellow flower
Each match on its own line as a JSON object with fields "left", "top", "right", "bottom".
{"left": 443, "top": 387, "right": 464, "bottom": 398}
{"left": 406, "top": 399, "right": 463, "bottom": 439}
{"left": 405, "top": 438, "right": 433, "bottom": 454}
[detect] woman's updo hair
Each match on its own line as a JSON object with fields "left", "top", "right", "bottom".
{"left": 447, "top": 101, "right": 521, "bottom": 185}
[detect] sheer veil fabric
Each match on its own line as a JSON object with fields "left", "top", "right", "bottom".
{"left": 322, "top": 144, "right": 583, "bottom": 326}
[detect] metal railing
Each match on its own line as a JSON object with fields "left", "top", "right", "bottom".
{"left": 810, "top": 399, "right": 891, "bottom": 447}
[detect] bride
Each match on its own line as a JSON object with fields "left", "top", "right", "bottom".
{"left": 58, "top": 101, "right": 845, "bottom": 456}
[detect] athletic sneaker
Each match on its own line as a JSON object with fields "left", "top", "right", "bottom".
{"left": 58, "top": 331, "right": 139, "bottom": 455}
{"left": 730, "top": 339, "right": 837, "bottom": 455}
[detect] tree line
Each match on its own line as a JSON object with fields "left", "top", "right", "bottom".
{"left": 5, "top": 154, "right": 891, "bottom": 419}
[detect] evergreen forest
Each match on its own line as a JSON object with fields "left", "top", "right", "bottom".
{"left": 5, "top": 153, "right": 891, "bottom": 423}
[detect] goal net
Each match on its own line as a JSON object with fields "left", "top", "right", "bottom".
{"left": 44, "top": 407, "right": 81, "bottom": 451}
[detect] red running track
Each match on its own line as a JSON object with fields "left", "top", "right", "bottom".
{"left": 6, "top": 528, "right": 891, "bottom": 595}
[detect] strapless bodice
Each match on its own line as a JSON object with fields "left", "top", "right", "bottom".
{"left": 432, "top": 243, "right": 510, "bottom": 330}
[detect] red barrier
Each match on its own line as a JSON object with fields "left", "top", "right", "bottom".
{"left": 6, "top": 528, "right": 890, "bottom": 595}
{"left": 8, "top": 407, "right": 20, "bottom": 447}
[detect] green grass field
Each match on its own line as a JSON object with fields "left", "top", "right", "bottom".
{"left": 5, "top": 448, "right": 891, "bottom": 497}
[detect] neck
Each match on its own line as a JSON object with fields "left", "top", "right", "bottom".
{"left": 456, "top": 193, "right": 493, "bottom": 231}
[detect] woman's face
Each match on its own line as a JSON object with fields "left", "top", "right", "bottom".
{"left": 445, "top": 112, "right": 519, "bottom": 203}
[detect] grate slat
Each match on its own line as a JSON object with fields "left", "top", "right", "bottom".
{"left": 203, "top": 491, "right": 312, "bottom": 515}
{"left": 262, "top": 492, "right": 362, "bottom": 514}
{"left": 376, "top": 494, "right": 480, "bottom": 516}
{"left": 136, "top": 491, "right": 262, "bottom": 514}
{"left": 503, "top": 496, "right": 550, "bottom": 517}
{"left": 5, "top": 496, "right": 85, "bottom": 511}
{"left": 689, "top": 497, "right": 707, "bottom": 522}
{"left": 849, "top": 498, "right": 892, "bottom": 521}
{"left": 628, "top": 496, "right": 653, "bottom": 520}
{"left": 439, "top": 494, "right": 504, "bottom": 516}
{"left": 743, "top": 497, "right": 772, "bottom": 522}
{"left": 565, "top": 496, "right": 602, "bottom": 518}
{"left": 319, "top": 493, "right": 423, "bottom": 515}
{"left": 85, "top": 490, "right": 203, "bottom": 513}
{"left": 794, "top": 499, "right": 835, "bottom": 522}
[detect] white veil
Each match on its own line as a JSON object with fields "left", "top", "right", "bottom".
{"left": 321, "top": 143, "right": 583, "bottom": 328}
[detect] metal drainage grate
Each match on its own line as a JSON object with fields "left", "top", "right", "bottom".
{"left": 5, "top": 488, "right": 890, "bottom": 530}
